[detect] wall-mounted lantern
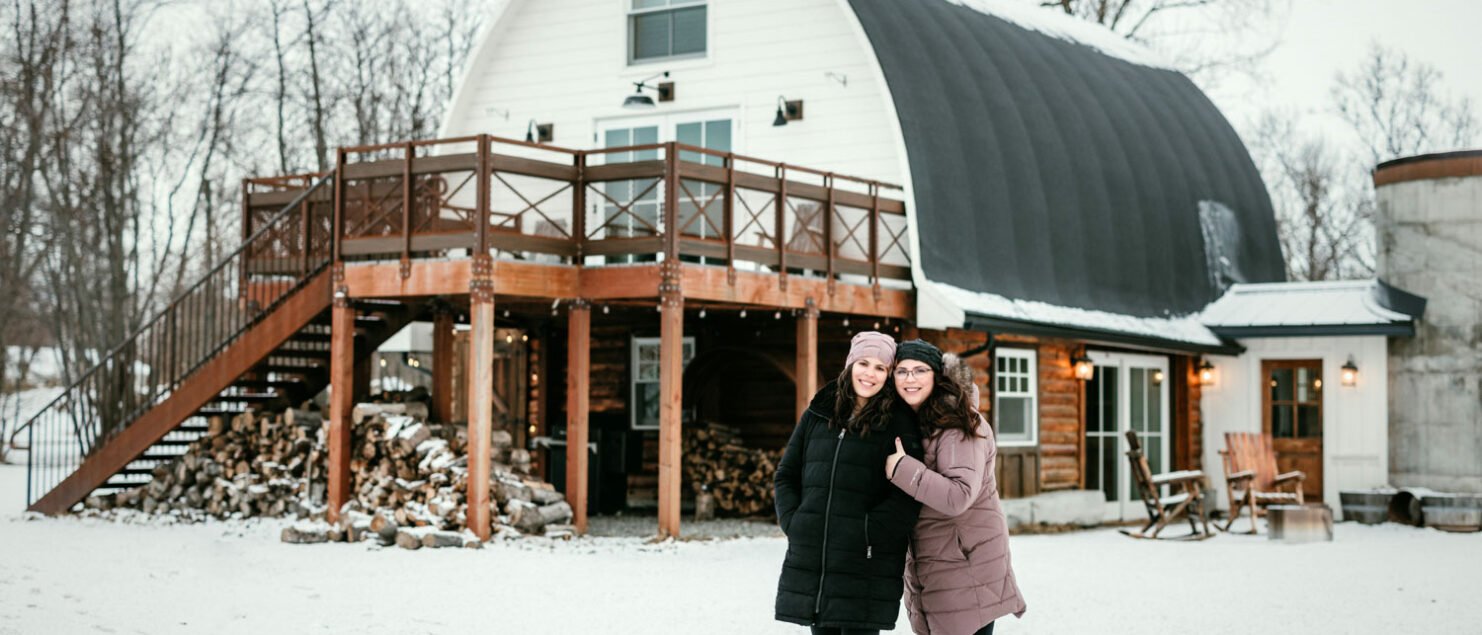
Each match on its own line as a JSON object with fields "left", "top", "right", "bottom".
{"left": 622, "top": 71, "right": 673, "bottom": 109}
{"left": 1199, "top": 358, "right": 1217, "bottom": 387}
{"left": 1341, "top": 357, "right": 1359, "bottom": 387}
{"left": 1152, "top": 369, "right": 1165, "bottom": 385}
{"left": 524, "top": 120, "right": 553, "bottom": 144}
{"left": 1072, "top": 353, "right": 1094, "bottom": 381}
{"left": 773, "top": 96, "right": 804, "bottom": 126}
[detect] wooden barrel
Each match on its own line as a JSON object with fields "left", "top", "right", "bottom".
{"left": 1388, "top": 489, "right": 1427, "bottom": 526}
{"left": 1339, "top": 490, "right": 1393, "bottom": 525}
{"left": 1421, "top": 494, "right": 1482, "bottom": 532}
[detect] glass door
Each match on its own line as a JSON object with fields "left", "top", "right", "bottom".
{"left": 594, "top": 111, "right": 734, "bottom": 265}
{"left": 1083, "top": 351, "right": 1170, "bottom": 521}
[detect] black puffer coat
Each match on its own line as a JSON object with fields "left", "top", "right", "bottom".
{"left": 774, "top": 381, "right": 925, "bottom": 630}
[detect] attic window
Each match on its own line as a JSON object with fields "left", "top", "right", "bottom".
{"left": 629, "top": 0, "right": 707, "bottom": 64}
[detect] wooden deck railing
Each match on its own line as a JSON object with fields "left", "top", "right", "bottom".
{"left": 244, "top": 136, "right": 911, "bottom": 282}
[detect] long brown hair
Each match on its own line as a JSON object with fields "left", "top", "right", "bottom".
{"left": 914, "top": 361, "right": 982, "bottom": 440}
{"left": 831, "top": 365, "right": 895, "bottom": 438}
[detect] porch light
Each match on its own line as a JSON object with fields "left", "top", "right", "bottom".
{"left": 622, "top": 71, "right": 672, "bottom": 109}
{"left": 1341, "top": 358, "right": 1359, "bottom": 386}
{"left": 773, "top": 96, "right": 803, "bottom": 126}
{"left": 1152, "top": 369, "right": 1165, "bottom": 385}
{"left": 1199, "top": 359, "right": 1217, "bottom": 387}
{"left": 1072, "top": 354, "right": 1094, "bottom": 381}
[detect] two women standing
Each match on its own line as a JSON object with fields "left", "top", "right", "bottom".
{"left": 775, "top": 334, "right": 1025, "bottom": 635}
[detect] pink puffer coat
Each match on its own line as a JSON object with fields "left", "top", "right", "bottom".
{"left": 888, "top": 401, "right": 1026, "bottom": 635}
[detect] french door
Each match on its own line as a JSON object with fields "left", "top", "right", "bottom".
{"left": 594, "top": 110, "right": 734, "bottom": 264}
{"left": 1083, "top": 351, "right": 1170, "bottom": 521}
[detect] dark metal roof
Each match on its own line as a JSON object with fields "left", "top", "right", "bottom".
{"left": 849, "top": 0, "right": 1285, "bottom": 318}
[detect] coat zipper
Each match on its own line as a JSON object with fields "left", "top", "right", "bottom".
{"left": 865, "top": 512, "right": 872, "bottom": 559}
{"left": 815, "top": 427, "right": 846, "bottom": 617}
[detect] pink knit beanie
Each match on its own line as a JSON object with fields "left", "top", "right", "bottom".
{"left": 845, "top": 331, "right": 896, "bottom": 368}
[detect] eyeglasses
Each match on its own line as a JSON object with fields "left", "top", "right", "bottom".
{"left": 893, "top": 367, "right": 934, "bottom": 381}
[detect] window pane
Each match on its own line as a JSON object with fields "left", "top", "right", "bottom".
{"left": 1148, "top": 377, "right": 1162, "bottom": 434}
{"left": 632, "top": 13, "right": 671, "bottom": 60}
{"left": 1273, "top": 405, "right": 1295, "bottom": 438}
{"left": 1103, "top": 367, "right": 1118, "bottom": 430}
{"left": 998, "top": 397, "right": 1027, "bottom": 436}
{"left": 633, "top": 126, "right": 659, "bottom": 157}
{"left": 1130, "top": 368, "right": 1144, "bottom": 433}
{"left": 671, "top": 6, "right": 706, "bottom": 55}
{"left": 1298, "top": 405, "right": 1322, "bottom": 438}
{"left": 996, "top": 356, "right": 1008, "bottom": 373}
{"left": 705, "top": 119, "right": 731, "bottom": 163}
{"left": 676, "top": 122, "right": 702, "bottom": 163}
{"left": 1084, "top": 437, "right": 1101, "bottom": 494}
{"left": 1271, "top": 368, "right": 1294, "bottom": 402}
{"left": 1086, "top": 370, "right": 1102, "bottom": 432}
{"left": 1102, "top": 436, "right": 1117, "bottom": 502}
{"left": 638, "top": 383, "right": 660, "bottom": 427}
{"left": 633, "top": 0, "right": 668, "bottom": 9}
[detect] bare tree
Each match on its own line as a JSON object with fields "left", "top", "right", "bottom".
{"left": 1334, "top": 42, "right": 1479, "bottom": 167}
{"left": 1038, "top": 0, "right": 1284, "bottom": 86}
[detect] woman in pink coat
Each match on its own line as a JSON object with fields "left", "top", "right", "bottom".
{"left": 885, "top": 341, "right": 1026, "bottom": 635}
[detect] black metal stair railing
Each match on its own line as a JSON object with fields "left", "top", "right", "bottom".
{"left": 17, "top": 172, "right": 336, "bottom": 508}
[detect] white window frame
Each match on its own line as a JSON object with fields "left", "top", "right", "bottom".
{"left": 630, "top": 336, "right": 696, "bottom": 430}
{"left": 993, "top": 348, "right": 1039, "bottom": 446}
{"left": 627, "top": 0, "right": 709, "bottom": 66}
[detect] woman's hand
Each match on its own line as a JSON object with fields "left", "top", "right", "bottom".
{"left": 886, "top": 437, "right": 906, "bottom": 478}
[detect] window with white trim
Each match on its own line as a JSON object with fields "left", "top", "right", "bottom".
{"left": 994, "top": 348, "right": 1038, "bottom": 445}
{"left": 628, "top": 0, "right": 707, "bottom": 64}
{"left": 631, "top": 336, "right": 695, "bottom": 429}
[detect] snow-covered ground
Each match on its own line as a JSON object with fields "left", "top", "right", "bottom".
{"left": 2, "top": 459, "right": 1479, "bottom": 634}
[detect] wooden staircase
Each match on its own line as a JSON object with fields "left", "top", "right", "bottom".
{"left": 16, "top": 173, "right": 424, "bottom": 514}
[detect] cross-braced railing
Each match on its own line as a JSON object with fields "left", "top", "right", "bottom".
{"left": 324, "top": 135, "right": 910, "bottom": 280}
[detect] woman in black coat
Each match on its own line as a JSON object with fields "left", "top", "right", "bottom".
{"left": 774, "top": 331, "right": 926, "bottom": 635}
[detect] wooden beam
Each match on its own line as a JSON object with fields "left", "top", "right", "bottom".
{"left": 796, "top": 299, "right": 819, "bottom": 420}
{"left": 657, "top": 268, "right": 684, "bottom": 538}
{"left": 433, "top": 309, "right": 454, "bottom": 423}
{"left": 565, "top": 300, "right": 592, "bottom": 534}
{"left": 467, "top": 256, "right": 496, "bottom": 541}
{"left": 327, "top": 283, "right": 355, "bottom": 523}
{"left": 679, "top": 265, "right": 912, "bottom": 318}
{"left": 579, "top": 264, "right": 661, "bottom": 299}
{"left": 342, "top": 259, "right": 578, "bottom": 299}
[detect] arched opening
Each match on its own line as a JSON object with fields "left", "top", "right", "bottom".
{"left": 683, "top": 346, "right": 798, "bottom": 451}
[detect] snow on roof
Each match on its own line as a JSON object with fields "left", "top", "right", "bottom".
{"left": 931, "top": 281, "right": 1225, "bottom": 348}
{"left": 944, "top": 0, "right": 1175, "bottom": 70}
{"left": 1199, "top": 280, "right": 1414, "bottom": 329}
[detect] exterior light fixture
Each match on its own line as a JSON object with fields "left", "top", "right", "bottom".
{"left": 1199, "top": 359, "right": 1217, "bottom": 387}
{"left": 1152, "top": 369, "right": 1165, "bottom": 385}
{"left": 1341, "top": 358, "right": 1359, "bottom": 386}
{"left": 773, "top": 96, "right": 803, "bottom": 126}
{"left": 740, "top": 309, "right": 747, "bottom": 318}
{"left": 524, "top": 119, "right": 553, "bottom": 144}
{"left": 1072, "top": 354, "right": 1094, "bottom": 381}
{"left": 623, "top": 71, "right": 672, "bottom": 109}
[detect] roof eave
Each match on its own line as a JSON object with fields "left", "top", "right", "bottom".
{"left": 1208, "top": 323, "right": 1417, "bottom": 338}
{"left": 963, "top": 313, "right": 1244, "bottom": 356}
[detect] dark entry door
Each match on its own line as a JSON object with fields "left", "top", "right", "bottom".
{"left": 1262, "top": 360, "right": 1323, "bottom": 502}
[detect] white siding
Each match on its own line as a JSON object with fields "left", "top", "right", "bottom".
{"left": 1200, "top": 336, "right": 1390, "bottom": 519}
{"left": 442, "top": 0, "right": 904, "bottom": 185}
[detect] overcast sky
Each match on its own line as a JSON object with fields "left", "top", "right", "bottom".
{"left": 1208, "top": 0, "right": 1482, "bottom": 159}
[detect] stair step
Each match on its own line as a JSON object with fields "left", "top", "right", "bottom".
{"left": 230, "top": 379, "right": 306, "bottom": 391}
{"left": 256, "top": 362, "right": 327, "bottom": 375}
{"left": 151, "top": 438, "right": 199, "bottom": 447}
{"left": 289, "top": 332, "right": 333, "bottom": 343}
{"left": 195, "top": 408, "right": 246, "bottom": 419}
{"left": 213, "top": 392, "right": 282, "bottom": 403}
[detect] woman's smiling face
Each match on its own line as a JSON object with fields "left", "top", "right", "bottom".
{"left": 893, "top": 359, "right": 935, "bottom": 409}
{"left": 851, "top": 356, "right": 889, "bottom": 400}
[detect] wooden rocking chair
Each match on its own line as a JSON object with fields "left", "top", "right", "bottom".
{"left": 1219, "top": 432, "right": 1305, "bottom": 534}
{"left": 1121, "top": 430, "right": 1213, "bottom": 540}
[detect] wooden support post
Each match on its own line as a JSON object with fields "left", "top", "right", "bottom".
{"left": 433, "top": 308, "right": 454, "bottom": 423}
{"left": 467, "top": 255, "right": 496, "bottom": 541}
{"left": 796, "top": 298, "right": 819, "bottom": 420}
{"left": 566, "top": 299, "right": 591, "bottom": 534}
{"left": 327, "top": 273, "right": 354, "bottom": 523}
{"left": 657, "top": 261, "right": 684, "bottom": 538}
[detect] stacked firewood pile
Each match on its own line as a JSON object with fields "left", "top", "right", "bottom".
{"left": 683, "top": 422, "right": 782, "bottom": 517}
{"left": 84, "top": 408, "right": 323, "bottom": 520}
{"left": 83, "top": 398, "right": 572, "bottom": 547}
